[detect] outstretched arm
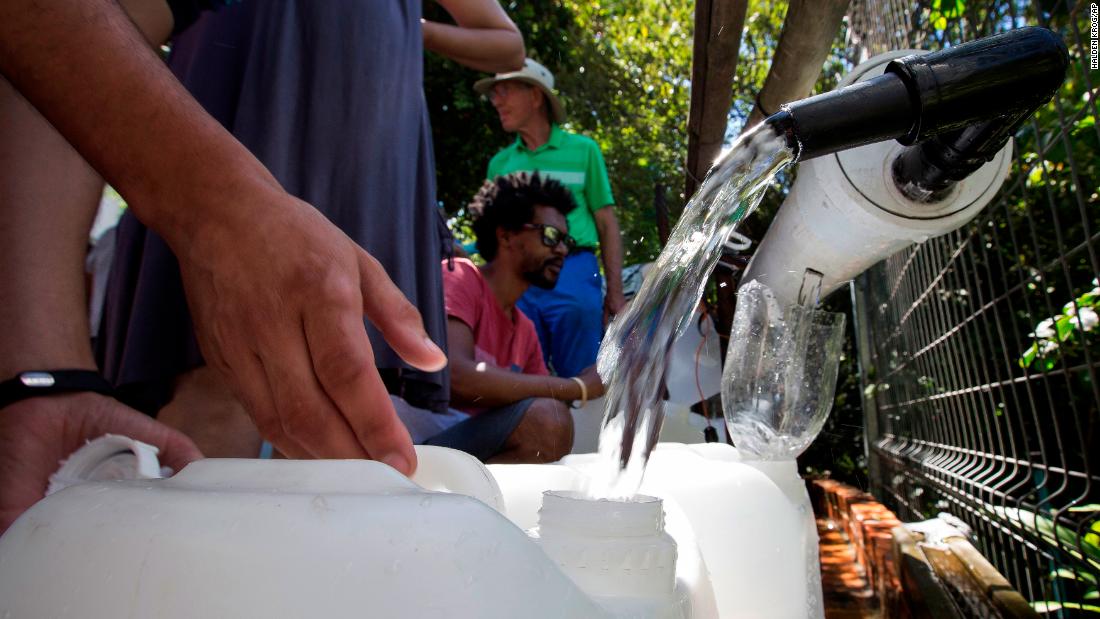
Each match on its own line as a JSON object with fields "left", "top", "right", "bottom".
{"left": 446, "top": 319, "right": 603, "bottom": 408}
{"left": 424, "top": 0, "right": 525, "bottom": 73}
{"left": 0, "top": 0, "right": 194, "bottom": 537}
{"left": 0, "top": 0, "right": 445, "bottom": 472}
{"left": 594, "top": 207, "right": 626, "bottom": 322}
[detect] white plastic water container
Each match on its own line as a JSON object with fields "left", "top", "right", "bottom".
{"left": 534, "top": 491, "right": 683, "bottom": 618}
{"left": 0, "top": 443, "right": 819, "bottom": 618}
{"left": 0, "top": 453, "right": 604, "bottom": 619}
{"left": 493, "top": 444, "right": 821, "bottom": 618}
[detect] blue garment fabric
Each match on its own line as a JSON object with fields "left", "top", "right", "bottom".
{"left": 97, "top": 0, "right": 451, "bottom": 414}
{"left": 516, "top": 251, "right": 604, "bottom": 378}
{"left": 390, "top": 395, "right": 469, "bottom": 444}
{"left": 422, "top": 398, "right": 535, "bottom": 462}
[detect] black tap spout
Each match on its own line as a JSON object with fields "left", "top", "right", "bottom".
{"left": 764, "top": 74, "right": 915, "bottom": 161}
{"left": 764, "top": 27, "right": 1068, "bottom": 183}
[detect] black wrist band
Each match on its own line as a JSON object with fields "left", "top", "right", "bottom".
{"left": 0, "top": 370, "right": 114, "bottom": 410}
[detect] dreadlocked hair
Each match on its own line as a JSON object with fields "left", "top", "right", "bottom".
{"left": 469, "top": 171, "right": 576, "bottom": 261}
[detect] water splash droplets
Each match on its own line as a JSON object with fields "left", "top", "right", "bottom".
{"left": 591, "top": 124, "right": 793, "bottom": 499}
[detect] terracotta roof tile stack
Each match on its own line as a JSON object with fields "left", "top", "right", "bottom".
{"left": 811, "top": 478, "right": 904, "bottom": 618}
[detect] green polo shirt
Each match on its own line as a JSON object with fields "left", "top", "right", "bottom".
{"left": 486, "top": 124, "right": 614, "bottom": 249}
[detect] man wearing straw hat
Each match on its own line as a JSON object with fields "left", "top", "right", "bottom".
{"left": 475, "top": 58, "right": 625, "bottom": 379}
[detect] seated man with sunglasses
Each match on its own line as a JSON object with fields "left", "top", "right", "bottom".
{"left": 396, "top": 172, "right": 604, "bottom": 463}
{"left": 477, "top": 59, "right": 625, "bottom": 380}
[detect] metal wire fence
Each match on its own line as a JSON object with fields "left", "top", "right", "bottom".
{"left": 849, "top": 0, "right": 1100, "bottom": 613}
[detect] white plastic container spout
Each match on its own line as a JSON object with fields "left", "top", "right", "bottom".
{"left": 535, "top": 491, "right": 681, "bottom": 617}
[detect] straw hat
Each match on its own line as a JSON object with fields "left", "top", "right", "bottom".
{"left": 474, "top": 58, "right": 566, "bottom": 124}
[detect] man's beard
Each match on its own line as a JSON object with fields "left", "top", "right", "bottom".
{"left": 523, "top": 258, "right": 563, "bottom": 290}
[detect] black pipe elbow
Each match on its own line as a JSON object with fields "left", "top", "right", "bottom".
{"left": 764, "top": 27, "right": 1068, "bottom": 167}
{"left": 885, "top": 27, "right": 1068, "bottom": 145}
{"left": 765, "top": 73, "right": 916, "bottom": 161}
{"left": 889, "top": 28, "right": 1068, "bottom": 201}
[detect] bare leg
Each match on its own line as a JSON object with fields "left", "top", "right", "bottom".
{"left": 486, "top": 398, "right": 574, "bottom": 464}
{"left": 0, "top": 75, "right": 103, "bottom": 376}
{"left": 0, "top": 1, "right": 198, "bottom": 536}
{"left": 0, "top": 0, "right": 171, "bottom": 378}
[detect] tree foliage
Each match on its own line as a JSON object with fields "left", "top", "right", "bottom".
{"left": 424, "top": 1, "right": 870, "bottom": 488}
{"left": 425, "top": 0, "right": 794, "bottom": 265}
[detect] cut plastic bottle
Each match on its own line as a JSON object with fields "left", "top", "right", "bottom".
{"left": 721, "top": 280, "right": 846, "bottom": 460}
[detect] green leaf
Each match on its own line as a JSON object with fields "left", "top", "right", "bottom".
{"left": 993, "top": 506, "right": 1100, "bottom": 567}
{"left": 931, "top": 0, "right": 964, "bottom": 13}
{"left": 1055, "top": 315, "right": 1077, "bottom": 340}
{"left": 1028, "top": 163, "right": 1047, "bottom": 187}
{"left": 1049, "top": 567, "right": 1099, "bottom": 586}
{"left": 1033, "top": 601, "right": 1100, "bottom": 613}
{"left": 1019, "top": 343, "right": 1038, "bottom": 368}
{"left": 1068, "top": 504, "right": 1100, "bottom": 513}
{"left": 1074, "top": 115, "right": 1097, "bottom": 135}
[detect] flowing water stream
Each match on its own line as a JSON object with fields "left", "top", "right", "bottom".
{"left": 589, "top": 123, "right": 794, "bottom": 499}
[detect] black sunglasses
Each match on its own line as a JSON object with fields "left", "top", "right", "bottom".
{"left": 522, "top": 223, "right": 577, "bottom": 251}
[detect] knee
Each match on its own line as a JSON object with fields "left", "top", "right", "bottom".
{"left": 517, "top": 398, "right": 574, "bottom": 463}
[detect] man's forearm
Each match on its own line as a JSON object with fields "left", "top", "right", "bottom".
{"left": 0, "top": 0, "right": 277, "bottom": 250}
{"left": 427, "top": 0, "right": 524, "bottom": 73}
{"left": 422, "top": 21, "right": 524, "bottom": 73}
{"left": 594, "top": 208, "right": 624, "bottom": 296}
{"left": 450, "top": 360, "right": 580, "bottom": 408}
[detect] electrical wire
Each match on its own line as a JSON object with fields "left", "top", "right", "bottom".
{"left": 694, "top": 306, "right": 719, "bottom": 444}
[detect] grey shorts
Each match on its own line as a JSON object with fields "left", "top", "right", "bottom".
{"left": 392, "top": 395, "right": 534, "bottom": 462}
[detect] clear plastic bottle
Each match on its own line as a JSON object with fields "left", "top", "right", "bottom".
{"left": 721, "top": 279, "right": 846, "bottom": 460}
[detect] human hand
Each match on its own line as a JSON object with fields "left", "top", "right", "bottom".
{"left": 603, "top": 289, "right": 627, "bottom": 327}
{"left": 0, "top": 392, "right": 202, "bottom": 535}
{"left": 173, "top": 188, "right": 446, "bottom": 473}
{"left": 577, "top": 364, "right": 606, "bottom": 400}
